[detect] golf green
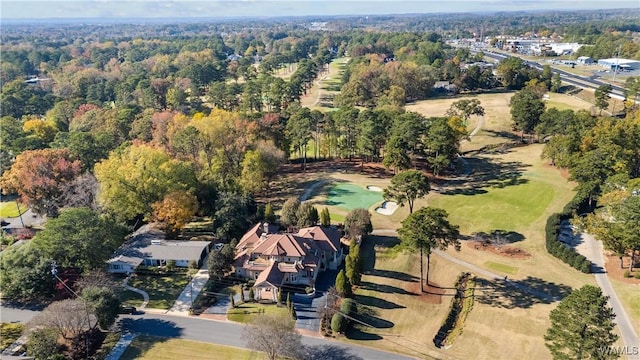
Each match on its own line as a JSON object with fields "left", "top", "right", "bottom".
{"left": 325, "top": 183, "right": 383, "bottom": 211}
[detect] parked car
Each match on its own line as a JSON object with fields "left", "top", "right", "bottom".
{"left": 214, "top": 243, "right": 224, "bottom": 250}
{"left": 119, "top": 306, "right": 137, "bottom": 314}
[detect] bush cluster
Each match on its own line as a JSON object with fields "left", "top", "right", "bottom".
{"left": 544, "top": 193, "right": 592, "bottom": 274}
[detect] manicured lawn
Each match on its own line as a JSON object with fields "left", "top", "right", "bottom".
{"left": 0, "top": 201, "right": 26, "bottom": 218}
{"left": 120, "top": 289, "right": 144, "bottom": 307}
{"left": 129, "top": 273, "right": 190, "bottom": 309}
{"left": 0, "top": 323, "right": 24, "bottom": 351}
{"left": 429, "top": 177, "right": 555, "bottom": 234}
{"left": 227, "top": 302, "right": 290, "bottom": 323}
{"left": 120, "top": 336, "right": 257, "bottom": 360}
{"left": 324, "top": 183, "right": 383, "bottom": 211}
{"left": 484, "top": 261, "right": 519, "bottom": 275}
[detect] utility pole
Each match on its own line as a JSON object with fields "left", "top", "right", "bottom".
{"left": 15, "top": 201, "right": 25, "bottom": 228}
{"left": 51, "top": 262, "right": 91, "bottom": 359}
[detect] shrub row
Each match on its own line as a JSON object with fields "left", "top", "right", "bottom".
{"left": 433, "top": 272, "right": 475, "bottom": 348}
{"left": 544, "top": 193, "right": 593, "bottom": 274}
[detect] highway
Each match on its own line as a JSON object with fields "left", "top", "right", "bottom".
{"left": 475, "top": 49, "right": 627, "bottom": 98}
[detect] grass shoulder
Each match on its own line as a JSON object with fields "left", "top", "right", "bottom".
{"left": 120, "top": 336, "right": 257, "bottom": 360}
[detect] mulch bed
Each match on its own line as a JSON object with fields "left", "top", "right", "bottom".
{"left": 466, "top": 241, "right": 532, "bottom": 260}
{"left": 603, "top": 253, "right": 640, "bottom": 284}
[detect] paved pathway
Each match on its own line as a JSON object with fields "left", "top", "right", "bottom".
{"left": 123, "top": 276, "right": 149, "bottom": 309}
{"left": 104, "top": 332, "right": 137, "bottom": 360}
{"left": 571, "top": 231, "right": 640, "bottom": 360}
{"left": 166, "top": 269, "right": 209, "bottom": 316}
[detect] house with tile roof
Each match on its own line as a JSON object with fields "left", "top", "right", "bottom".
{"left": 234, "top": 223, "right": 344, "bottom": 301}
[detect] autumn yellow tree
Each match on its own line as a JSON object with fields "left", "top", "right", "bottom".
{"left": 94, "top": 143, "right": 197, "bottom": 221}
{"left": 152, "top": 190, "right": 199, "bottom": 233}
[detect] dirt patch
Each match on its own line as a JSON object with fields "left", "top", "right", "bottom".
{"left": 405, "top": 281, "right": 448, "bottom": 304}
{"left": 467, "top": 241, "right": 532, "bottom": 260}
{"left": 603, "top": 254, "right": 640, "bottom": 284}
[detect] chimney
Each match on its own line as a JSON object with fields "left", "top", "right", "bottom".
{"left": 263, "top": 222, "right": 269, "bottom": 234}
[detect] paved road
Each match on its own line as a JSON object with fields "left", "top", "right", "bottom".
{"left": 0, "top": 303, "right": 41, "bottom": 323}
{"left": 572, "top": 231, "right": 640, "bottom": 360}
{"left": 119, "top": 313, "right": 413, "bottom": 360}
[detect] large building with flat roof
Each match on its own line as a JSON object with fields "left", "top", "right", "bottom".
{"left": 597, "top": 58, "right": 640, "bottom": 71}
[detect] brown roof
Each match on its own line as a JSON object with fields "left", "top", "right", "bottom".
{"left": 255, "top": 261, "right": 284, "bottom": 288}
{"left": 297, "top": 226, "right": 341, "bottom": 252}
{"left": 253, "top": 234, "right": 307, "bottom": 258}
{"left": 236, "top": 223, "right": 263, "bottom": 251}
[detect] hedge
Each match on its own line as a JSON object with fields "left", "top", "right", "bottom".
{"left": 544, "top": 192, "right": 593, "bottom": 274}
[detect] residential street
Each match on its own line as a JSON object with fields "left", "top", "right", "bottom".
{"left": 119, "top": 313, "right": 414, "bottom": 360}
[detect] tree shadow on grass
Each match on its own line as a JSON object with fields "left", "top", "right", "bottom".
{"left": 304, "top": 345, "right": 364, "bottom": 360}
{"left": 439, "top": 156, "right": 530, "bottom": 196}
{"left": 355, "top": 294, "right": 406, "bottom": 310}
{"left": 360, "top": 235, "right": 400, "bottom": 272}
{"left": 475, "top": 276, "right": 572, "bottom": 309}
{"left": 359, "top": 281, "right": 415, "bottom": 296}
{"left": 346, "top": 326, "right": 383, "bottom": 341}
{"left": 367, "top": 269, "right": 418, "bottom": 282}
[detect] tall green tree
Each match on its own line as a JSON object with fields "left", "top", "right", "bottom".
{"left": 397, "top": 207, "right": 460, "bottom": 292}
{"left": 80, "top": 286, "right": 120, "bottom": 330}
{"left": 335, "top": 269, "right": 353, "bottom": 298}
{"left": 510, "top": 88, "right": 545, "bottom": 142}
{"left": 320, "top": 207, "right": 331, "bottom": 227}
{"left": 344, "top": 208, "right": 373, "bottom": 241}
{"left": 0, "top": 243, "right": 56, "bottom": 300}
{"left": 31, "top": 207, "right": 128, "bottom": 271}
{"left": 594, "top": 84, "right": 612, "bottom": 115}
{"left": 280, "top": 197, "right": 301, "bottom": 227}
{"left": 544, "top": 285, "right": 618, "bottom": 360}
{"left": 383, "top": 170, "right": 430, "bottom": 214}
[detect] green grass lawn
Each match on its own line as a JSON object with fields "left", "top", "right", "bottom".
{"left": 324, "top": 183, "right": 383, "bottom": 211}
{"left": 121, "top": 336, "right": 257, "bottom": 360}
{"left": 484, "top": 261, "right": 519, "bottom": 275}
{"left": 129, "top": 274, "right": 190, "bottom": 309}
{"left": 120, "top": 289, "right": 144, "bottom": 307}
{"left": 429, "top": 177, "right": 555, "bottom": 235}
{"left": 227, "top": 302, "right": 290, "bottom": 323}
{"left": 0, "top": 323, "right": 24, "bottom": 351}
{"left": 0, "top": 201, "right": 26, "bottom": 218}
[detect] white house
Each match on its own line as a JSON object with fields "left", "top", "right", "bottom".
{"left": 107, "top": 224, "right": 211, "bottom": 274}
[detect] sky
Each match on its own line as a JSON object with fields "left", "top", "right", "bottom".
{"left": 1, "top": 0, "right": 638, "bottom": 19}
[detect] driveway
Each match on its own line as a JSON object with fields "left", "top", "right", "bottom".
{"left": 569, "top": 228, "right": 640, "bottom": 360}
{"left": 293, "top": 268, "right": 338, "bottom": 333}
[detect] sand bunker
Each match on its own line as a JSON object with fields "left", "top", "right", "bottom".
{"left": 367, "top": 185, "right": 383, "bottom": 192}
{"left": 375, "top": 201, "right": 398, "bottom": 215}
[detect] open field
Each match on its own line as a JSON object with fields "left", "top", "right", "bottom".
{"left": 227, "top": 302, "right": 289, "bottom": 323}
{"left": 121, "top": 336, "right": 257, "bottom": 360}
